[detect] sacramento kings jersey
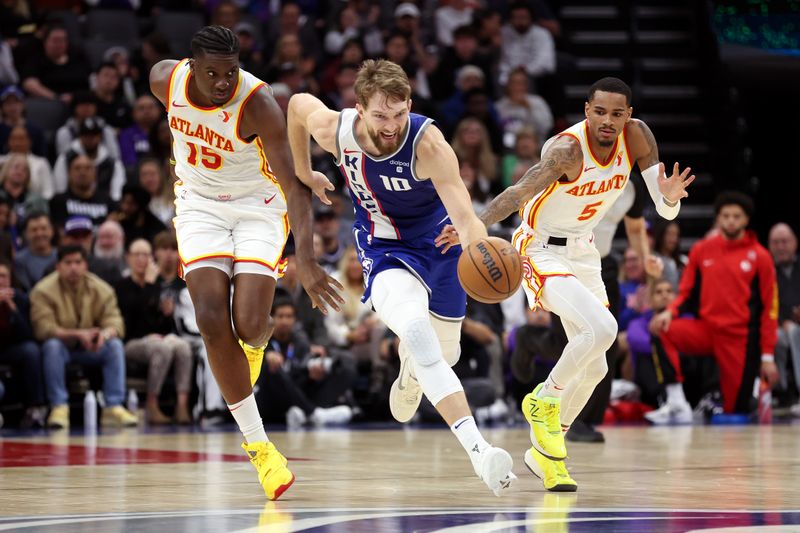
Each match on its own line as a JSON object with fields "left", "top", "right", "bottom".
{"left": 334, "top": 109, "right": 447, "bottom": 241}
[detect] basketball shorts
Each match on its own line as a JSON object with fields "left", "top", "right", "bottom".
{"left": 353, "top": 218, "right": 466, "bottom": 321}
{"left": 173, "top": 182, "right": 289, "bottom": 279}
{"left": 511, "top": 226, "right": 608, "bottom": 310}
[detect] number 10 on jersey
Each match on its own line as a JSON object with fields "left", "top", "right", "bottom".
{"left": 379, "top": 174, "right": 410, "bottom": 192}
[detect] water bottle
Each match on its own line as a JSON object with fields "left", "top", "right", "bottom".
{"left": 127, "top": 390, "right": 139, "bottom": 413}
{"left": 84, "top": 390, "right": 97, "bottom": 431}
{"left": 758, "top": 380, "right": 773, "bottom": 425}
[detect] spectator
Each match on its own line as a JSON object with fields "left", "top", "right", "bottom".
{"left": 393, "top": 2, "right": 433, "bottom": 49}
{"left": 30, "top": 245, "right": 137, "bottom": 429}
{"left": 116, "top": 239, "right": 192, "bottom": 425}
{"left": 267, "top": 2, "right": 323, "bottom": 63}
{"left": 21, "top": 24, "right": 90, "bottom": 103}
{"left": 435, "top": 0, "right": 475, "bottom": 47}
{"left": 495, "top": 67, "right": 553, "bottom": 147}
{"left": 102, "top": 46, "right": 137, "bottom": 106}
{"left": 618, "top": 247, "right": 648, "bottom": 331}
{"left": 320, "top": 38, "right": 364, "bottom": 95}
{"left": 131, "top": 33, "right": 172, "bottom": 96}
{"left": 255, "top": 299, "right": 355, "bottom": 427}
{"left": 499, "top": 2, "right": 556, "bottom": 85}
{"left": 93, "top": 219, "right": 126, "bottom": 276}
{"left": 769, "top": 223, "right": 800, "bottom": 409}
{"left": 0, "top": 154, "right": 49, "bottom": 232}
{"left": 211, "top": 0, "right": 241, "bottom": 29}
{"left": 55, "top": 92, "right": 120, "bottom": 159}
{"left": 324, "top": 6, "right": 361, "bottom": 56}
{"left": 265, "top": 34, "right": 318, "bottom": 94}
{"left": 54, "top": 117, "right": 125, "bottom": 201}
{"left": 1, "top": 126, "right": 54, "bottom": 199}
{"left": 111, "top": 184, "right": 166, "bottom": 247}
{"left": 147, "top": 118, "right": 172, "bottom": 163}
{"left": 152, "top": 231, "right": 184, "bottom": 301}
{"left": 14, "top": 211, "right": 56, "bottom": 292}
{"left": 501, "top": 127, "right": 540, "bottom": 188}
{"left": 0, "top": 1, "right": 36, "bottom": 40}
{"left": 276, "top": 251, "right": 330, "bottom": 354}
{"left": 0, "top": 34, "right": 17, "bottom": 88}
{"left": 459, "top": 159, "right": 491, "bottom": 216}
{"left": 0, "top": 259, "right": 48, "bottom": 427}
{"left": 440, "top": 65, "right": 487, "bottom": 131}
{"left": 49, "top": 154, "right": 115, "bottom": 229}
{"left": 92, "top": 62, "right": 131, "bottom": 129}
{"left": 61, "top": 216, "right": 125, "bottom": 287}
{"left": 234, "top": 22, "right": 265, "bottom": 76}
{"left": 136, "top": 158, "right": 174, "bottom": 226}
{"left": 0, "top": 194, "right": 13, "bottom": 255}
{"left": 323, "top": 62, "right": 358, "bottom": 111}
{"left": 462, "top": 88, "right": 505, "bottom": 154}
{"left": 118, "top": 95, "right": 161, "bottom": 169}
{"left": 473, "top": 8, "right": 503, "bottom": 59}
{"left": 652, "top": 220, "right": 687, "bottom": 289}
{"left": 650, "top": 192, "right": 779, "bottom": 416}
{"left": 451, "top": 117, "right": 498, "bottom": 191}
{"left": 429, "top": 25, "right": 493, "bottom": 102}
{"left": 314, "top": 204, "right": 347, "bottom": 273}
{"left": 0, "top": 86, "right": 46, "bottom": 157}
{"left": 627, "top": 279, "right": 682, "bottom": 409}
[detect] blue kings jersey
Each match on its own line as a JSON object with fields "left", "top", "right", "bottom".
{"left": 334, "top": 108, "right": 448, "bottom": 240}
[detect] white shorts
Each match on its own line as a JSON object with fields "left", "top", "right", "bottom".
{"left": 511, "top": 226, "right": 608, "bottom": 310}
{"left": 173, "top": 183, "right": 289, "bottom": 278}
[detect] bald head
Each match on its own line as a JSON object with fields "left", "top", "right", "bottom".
{"left": 769, "top": 223, "right": 797, "bottom": 265}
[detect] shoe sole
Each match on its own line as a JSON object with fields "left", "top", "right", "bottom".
{"left": 524, "top": 449, "right": 577, "bottom": 493}
{"left": 389, "top": 354, "right": 422, "bottom": 423}
{"left": 481, "top": 448, "right": 515, "bottom": 497}
{"left": 270, "top": 473, "right": 295, "bottom": 501}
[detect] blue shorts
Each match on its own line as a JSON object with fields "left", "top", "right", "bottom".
{"left": 353, "top": 219, "right": 466, "bottom": 321}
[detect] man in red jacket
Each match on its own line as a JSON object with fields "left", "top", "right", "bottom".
{"left": 649, "top": 191, "right": 779, "bottom": 419}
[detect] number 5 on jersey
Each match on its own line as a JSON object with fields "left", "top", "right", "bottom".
{"left": 186, "top": 141, "right": 222, "bottom": 170}
{"left": 578, "top": 201, "right": 603, "bottom": 221}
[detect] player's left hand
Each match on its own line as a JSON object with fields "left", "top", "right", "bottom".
{"left": 760, "top": 360, "right": 779, "bottom": 389}
{"left": 297, "top": 260, "right": 344, "bottom": 315}
{"left": 434, "top": 224, "right": 460, "bottom": 254}
{"left": 306, "top": 171, "right": 335, "bottom": 205}
{"left": 644, "top": 255, "right": 663, "bottom": 278}
{"left": 658, "top": 162, "right": 696, "bottom": 204}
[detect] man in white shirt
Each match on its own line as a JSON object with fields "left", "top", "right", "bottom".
{"left": 499, "top": 2, "right": 556, "bottom": 85}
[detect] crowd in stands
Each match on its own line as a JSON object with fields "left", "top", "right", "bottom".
{"left": 0, "top": 0, "right": 798, "bottom": 431}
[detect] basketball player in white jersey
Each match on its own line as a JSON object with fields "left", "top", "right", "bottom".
{"left": 438, "top": 77, "right": 694, "bottom": 491}
{"left": 149, "top": 26, "right": 342, "bottom": 500}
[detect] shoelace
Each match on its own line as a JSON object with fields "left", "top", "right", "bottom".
{"left": 542, "top": 403, "right": 562, "bottom": 435}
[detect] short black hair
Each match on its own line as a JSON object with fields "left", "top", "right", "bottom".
{"left": 96, "top": 61, "right": 117, "bottom": 74}
{"left": 23, "top": 210, "right": 51, "bottom": 231}
{"left": 453, "top": 25, "right": 477, "bottom": 40}
{"left": 714, "top": 190, "right": 754, "bottom": 218}
{"left": 191, "top": 25, "right": 240, "bottom": 57}
{"left": 57, "top": 244, "right": 88, "bottom": 262}
{"left": 271, "top": 298, "right": 296, "bottom": 315}
{"left": 587, "top": 77, "right": 632, "bottom": 107}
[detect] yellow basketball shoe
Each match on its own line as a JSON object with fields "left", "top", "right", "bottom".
{"left": 524, "top": 446, "right": 577, "bottom": 492}
{"left": 522, "top": 383, "right": 567, "bottom": 460}
{"left": 240, "top": 340, "right": 265, "bottom": 387}
{"left": 242, "top": 441, "right": 295, "bottom": 501}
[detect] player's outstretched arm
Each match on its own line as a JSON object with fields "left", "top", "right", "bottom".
{"left": 416, "top": 125, "right": 488, "bottom": 248}
{"left": 242, "top": 88, "right": 343, "bottom": 314}
{"left": 627, "top": 118, "right": 695, "bottom": 220}
{"left": 287, "top": 93, "right": 341, "bottom": 205}
{"left": 480, "top": 136, "right": 582, "bottom": 227}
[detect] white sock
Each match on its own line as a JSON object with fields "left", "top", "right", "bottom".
{"left": 451, "top": 416, "right": 490, "bottom": 464}
{"left": 539, "top": 376, "right": 565, "bottom": 398}
{"left": 228, "top": 393, "right": 269, "bottom": 443}
{"left": 666, "top": 383, "right": 688, "bottom": 405}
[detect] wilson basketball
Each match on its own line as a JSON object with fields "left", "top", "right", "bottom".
{"left": 457, "top": 237, "right": 523, "bottom": 304}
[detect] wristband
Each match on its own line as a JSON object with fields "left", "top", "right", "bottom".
{"left": 761, "top": 354, "right": 774, "bottom": 363}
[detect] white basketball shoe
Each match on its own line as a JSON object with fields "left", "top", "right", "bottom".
{"left": 472, "top": 446, "right": 517, "bottom": 496}
{"left": 389, "top": 342, "right": 423, "bottom": 423}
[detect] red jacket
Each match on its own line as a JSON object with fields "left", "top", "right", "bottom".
{"left": 668, "top": 231, "right": 778, "bottom": 355}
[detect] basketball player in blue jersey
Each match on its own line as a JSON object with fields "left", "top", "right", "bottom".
{"left": 150, "top": 26, "right": 343, "bottom": 500}
{"left": 287, "top": 59, "right": 516, "bottom": 496}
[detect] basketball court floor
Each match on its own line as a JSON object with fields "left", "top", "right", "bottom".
{"left": 1, "top": 424, "right": 799, "bottom": 532}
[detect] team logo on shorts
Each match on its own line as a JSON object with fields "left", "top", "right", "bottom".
{"left": 522, "top": 258, "right": 534, "bottom": 280}
{"left": 361, "top": 257, "right": 374, "bottom": 283}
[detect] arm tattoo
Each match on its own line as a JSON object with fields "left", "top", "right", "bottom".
{"left": 636, "top": 120, "right": 659, "bottom": 169}
{"left": 478, "top": 139, "right": 581, "bottom": 227}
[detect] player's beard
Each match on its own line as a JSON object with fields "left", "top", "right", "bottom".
{"left": 366, "top": 123, "right": 403, "bottom": 155}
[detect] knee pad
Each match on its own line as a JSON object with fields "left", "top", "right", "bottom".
{"left": 430, "top": 316, "right": 462, "bottom": 367}
{"left": 402, "top": 318, "right": 442, "bottom": 368}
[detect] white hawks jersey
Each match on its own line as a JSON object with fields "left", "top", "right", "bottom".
{"left": 166, "top": 59, "right": 285, "bottom": 205}
{"left": 520, "top": 120, "right": 634, "bottom": 238}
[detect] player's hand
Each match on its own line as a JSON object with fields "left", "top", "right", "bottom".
{"left": 266, "top": 351, "right": 284, "bottom": 373}
{"left": 649, "top": 310, "right": 672, "bottom": 334}
{"left": 658, "top": 162, "right": 696, "bottom": 204}
{"left": 434, "top": 224, "right": 460, "bottom": 254}
{"left": 644, "top": 255, "right": 663, "bottom": 279}
{"left": 761, "top": 360, "right": 779, "bottom": 389}
{"left": 305, "top": 171, "right": 335, "bottom": 206}
{"left": 296, "top": 259, "right": 344, "bottom": 315}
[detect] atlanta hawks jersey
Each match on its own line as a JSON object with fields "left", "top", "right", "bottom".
{"left": 520, "top": 120, "right": 634, "bottom": 238}
{"left": 166, "top": 59, "right": 284, "bottom": 204}
{"left": 334, "top": 108, "right": 447, "bottom": 240}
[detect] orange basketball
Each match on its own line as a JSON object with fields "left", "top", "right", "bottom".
{"left": 457, "top": 237, "right": 523, "bottom": 304}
